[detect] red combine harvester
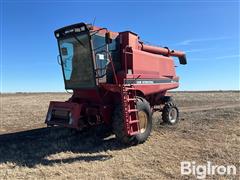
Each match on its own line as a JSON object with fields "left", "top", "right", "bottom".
{"left": 45, "top": 22, "right": 187, "bottom": 145}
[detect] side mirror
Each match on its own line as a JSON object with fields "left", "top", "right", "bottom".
{"left": 179, "top": 54, "right": 187, "bottom": 65}
{"left": 105, "top": 32, "right": 113, "bottom": 44}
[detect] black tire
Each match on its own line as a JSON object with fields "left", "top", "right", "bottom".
{"left": 112, "top": 97, "right": 152, "bottom": 145}
{"left": 95, "top": 124, "right": 112, "bottom": 139}
{"left": 162, "top": 101, "right": 179, "bottom": 125}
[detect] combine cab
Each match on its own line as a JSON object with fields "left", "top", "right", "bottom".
{"left": 45, "top": 22, "right": 187, "bottom": 145}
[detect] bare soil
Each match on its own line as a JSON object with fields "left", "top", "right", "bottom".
{"left": 0, "top": 92, "right": 239, "bottom": 179}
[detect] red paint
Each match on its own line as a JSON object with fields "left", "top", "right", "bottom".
{"left": 46, "top": 22, "right": 187, "bottom": 135}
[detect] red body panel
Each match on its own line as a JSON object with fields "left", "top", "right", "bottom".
{"left": 46, "top": 101, "right": 82, "bottom": 129}
{"left": 132, "top": 50, "right": 176, "bottom": 78}
{"left": 117, "top": 32, "right": 179, "bottom": 96}
{"left": 132, "top": 83, "right": 178, "bottom": 96}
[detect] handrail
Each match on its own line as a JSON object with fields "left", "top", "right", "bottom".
{"left": 107, "top": 51, "right": 118, "bottom": 85}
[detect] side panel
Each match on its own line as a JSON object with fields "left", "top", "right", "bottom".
{"left": 131, "top": 83, "right": 178, "bottom": 95}
{"left": 132, "top": 49, "right": 176, "bottom": 78}
{"left": 123, "top": 49, "right": 179, "bottom": 95}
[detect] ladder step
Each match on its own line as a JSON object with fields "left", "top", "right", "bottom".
{"left": 128, "top": 109, "right": 138, "bottom": 113}
{"left": 123, "top": 91, "right": 134, "bottom": 95}
{"left": 124, "top": 86, "right": 136, "bottom": 90}
{"left": 127, "top": 98, "right": 136, "bottom": 102}
{"left": 129, "top": 120, "right": 139, "bottom": 124}
{"left": 129, "top": 131, "right": 139, "bottom": 136}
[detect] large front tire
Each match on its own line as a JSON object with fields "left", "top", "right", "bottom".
{"left": 112, "top": 97, "right": 152, "bottom": 145}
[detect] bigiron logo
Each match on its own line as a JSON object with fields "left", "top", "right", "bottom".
{"left": 180, "top": 161, "right": 238, "bottom": 179}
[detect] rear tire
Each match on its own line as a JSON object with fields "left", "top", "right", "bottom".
{"left": 112, "top": 97, "right": 152, "bottom": 145}
{"left": 95, "top": 124, "right": 112, "bottom": 139}
{"left": 162, "top": 101, "right": 179, "bottom": 125}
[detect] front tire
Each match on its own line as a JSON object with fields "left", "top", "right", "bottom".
{"left": 112, "top": 97, "right": 152, "bottom": 145}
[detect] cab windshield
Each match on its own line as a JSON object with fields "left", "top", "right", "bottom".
{"left": 59, "top": 32, "right": 95, "bottom": 89}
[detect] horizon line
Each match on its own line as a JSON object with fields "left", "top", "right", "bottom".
{"left": 1, "top": 90, "right": 240, "bottom": 94}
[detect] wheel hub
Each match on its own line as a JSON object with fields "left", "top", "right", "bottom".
{"left": 169, "top": 108, "right": 177, "bottom": 123}
{"left": 138, "top": 111, "right": 148, "bottom": 133}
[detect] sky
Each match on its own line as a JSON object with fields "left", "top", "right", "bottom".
{"left": 0, "top": 0, "right": 239, "bottom": 92}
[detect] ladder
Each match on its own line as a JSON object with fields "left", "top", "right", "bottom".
{"left": 121, "top": 85, "right": 140, "bottom": 136}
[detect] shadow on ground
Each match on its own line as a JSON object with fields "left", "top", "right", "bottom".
{"left": 0, "top": 127, "right": 125, "bottom": 167}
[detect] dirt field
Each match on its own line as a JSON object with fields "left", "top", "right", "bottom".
{"left": 0, "top": 92, "right": 239, "bottom": 179}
